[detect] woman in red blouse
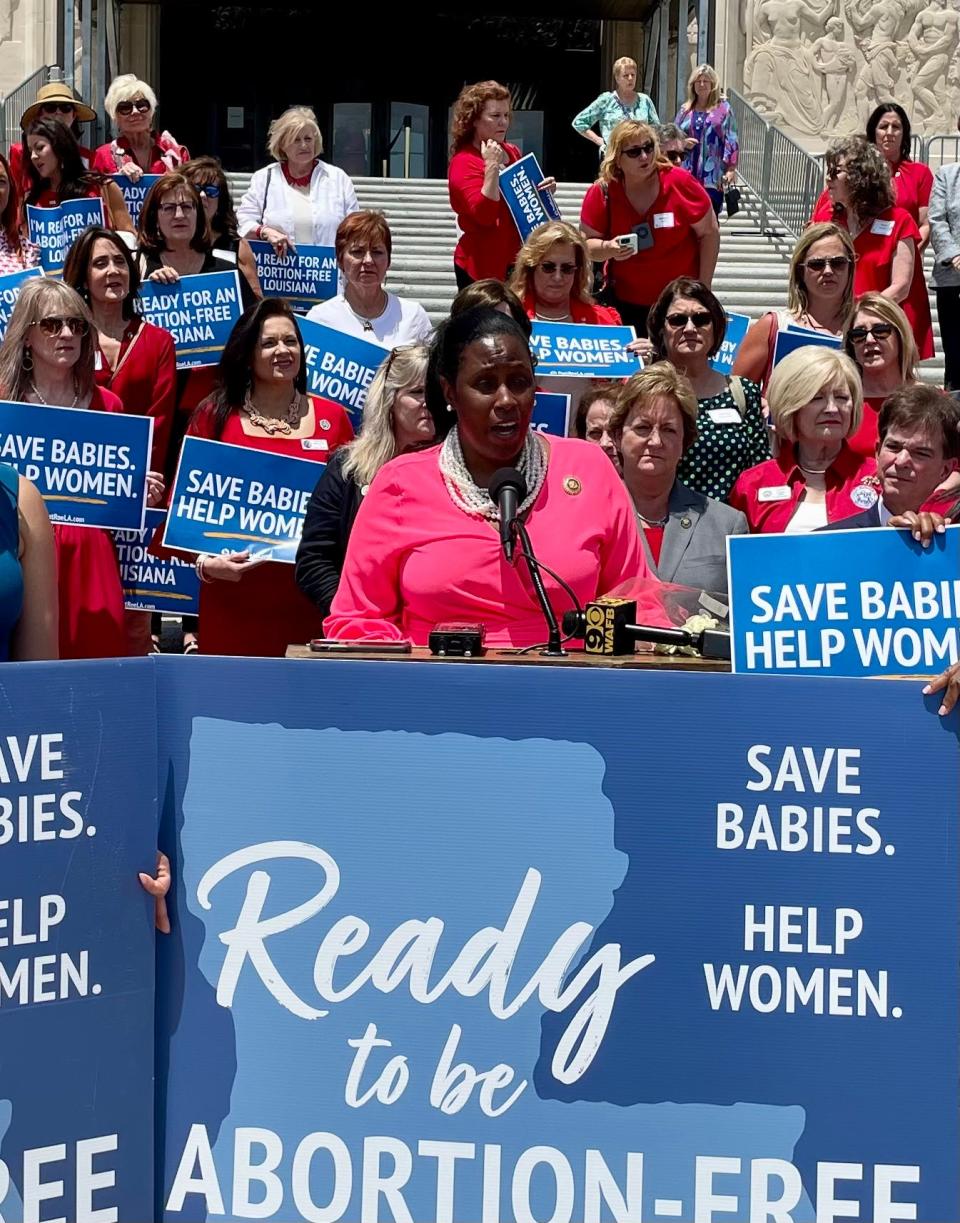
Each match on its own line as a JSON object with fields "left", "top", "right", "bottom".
{"left": 507, "top": 219, "right": 623, "bottom": 325}
{"left": 842, "top": 293, "right": 919, "bottom": 458}
{"left": 730, "top": 346, "right": 877, "bottom": 534}
{"left": 23, "top": 119, "right": 134, "bottom": 236}
{"left": 187, "top": 299, "right": 353, "bottom": 657}
{"left": 579, "top": 120, "right": 719, "bottom": 337}
{"left": 810, "top": 136, "right": 933, "bottom": 360}
{"left": 90, "top": 74, "right": 189, "bottom": 180}
{"left": 447, "top": 80, "right": 556, "bottom": 288}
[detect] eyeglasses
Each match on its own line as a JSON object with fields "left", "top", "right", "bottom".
{"left": 801, "top": 256, "right": 851, "bottom": 272}
{"left": 115, "top": 98, "right": 151, "bottom": 116}
{"left": 383, "top": 343, "right": 419, "bottom": 379}
{"left": 848, "top": 322, "right": 894, "bottom": 344}
{"left": 622, "top": 142, "right": 656, "bottom": 159}
{"left": 198, "top": 185, "right": 221, "bottom": 199}
{"left": 158, "top": 200, "right": 197, "bottom": 216}
{"left": 665, "top": 310, "right": 713, "bottom": 329}
{"left": 664, "top": 150, "right": 684, "bottom": 164}
{"left": 539, "top": 261, "right": 578, "bottom": 276}
{"left": 33, "top": 315, "right": 89, "bottom": 337}
{"left": 39, "top": 103, "right": 75, "bottom": 116}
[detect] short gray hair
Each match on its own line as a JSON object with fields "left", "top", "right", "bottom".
{"left": 104, "top": 74, "right": 157, "bottom": 126}
{"left": 658, "top": 123, "right": 685, "bottom": 143}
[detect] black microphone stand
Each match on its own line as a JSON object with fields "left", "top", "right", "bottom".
{"left": 514, "top": 521, "right": 566, "bottom": 657}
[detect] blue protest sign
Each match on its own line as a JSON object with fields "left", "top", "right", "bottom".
{"left": 138, "top": 271, "right": 243, "bottom": 369}
{"left": 109, "top": 173, "right": 161, "bottom": 228}
{"left": 773, "top": 327, "right": 842, "bottom": 368}
{"left": 299, "top": 315, "right": 387, "bottom": 428}
{"left": 164, "top": 435, "right": 322, "bottom": 562}
{"left": 728, "top": 525, "right": 960, "bottom": 676}
{"left": 532, "top": 390, "right": 571, "bottom": 435}
{"left": 249, "top": 240, "right": 337, "bottom": 310}
{"left": 157, "top": 657, "right": 958, "bottom": 1223}
{"left": 710, "top": 311, "right": 751, "bottom": 375}
{"left": 0, "top": 659, "right": 156, "bottom": 1223}
{"left": 116, "top": 510, "right": 200, "bottom": 614}
{"left": 26, "top": 198, "right": 106, "bottom": 275}
{"left": 0, "top": 399, "right": 151, "bottom": 528}
{"left": 0, "top": 267, "right": 43, "bottom": 341}
{"left": 530, "top": 321, "right": 640, "bottom": 377}
{"left": 499, "top": 152, "right": 561, "bottom": 241}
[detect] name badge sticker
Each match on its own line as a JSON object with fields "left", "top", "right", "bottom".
{"left": 94, "top": 351, "right": 103, "bottom": 371}
{"left": 758, "top": 485, "right": 791, "bottom": 503}
{"left": 653, "top": 212, "right": 675, "bottom": 229}
{"left": 301, "top": 438, "right": 329, "bottom": 451}
{"left": 870, "top": 218, "right": 895, "bottom": 236}
{"left": 707, "top": 407, "right": 742, "bottom": 425}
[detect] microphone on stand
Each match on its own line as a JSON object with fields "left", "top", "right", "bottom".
{"left": 488, "top": 467, "right": 525, "bottom": 562}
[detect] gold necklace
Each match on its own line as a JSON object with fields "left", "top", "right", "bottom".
{"left": 241, "top": 390, "right": 305, "bottom": 435}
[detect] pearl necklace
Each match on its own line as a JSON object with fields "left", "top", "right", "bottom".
{"left": 439, "top": 427, "right": 547, "bottom": 522}
{"left": 241, "top": 390, "right": 306, "bottom": 436}
{"left": 30, "top": 379, "right": 78, "bottom": 408}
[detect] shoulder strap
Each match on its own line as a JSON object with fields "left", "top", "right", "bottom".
{"left": 260, "top": 165, "right": 275, "bottom": 225}
{"left": 728, "top": 375, "right": 747, "bottom": 419}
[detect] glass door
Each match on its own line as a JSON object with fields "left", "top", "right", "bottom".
{"left": 386, "top": 102, "right": 429, "bottom": 178}
{"left": 331, "top": 102, "right": 373, "bottom": 176}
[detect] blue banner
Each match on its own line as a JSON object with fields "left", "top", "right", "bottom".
{"left": 299, "top": 316, "right": 387, "bottom": 428}
{"left": 249, "top": 241, "right": 337, "bottom": 310}
{"left": 499, "top": 152, "right": 562, "bottom": 241}
{"left": 773, "top": 327, "right": 842, "bottom": 368}
{"left": 0, "top": 399, "right": 151, "bottom": 529}
{"left": 110, "top": 173, "right": 162, "bottom": 228}
{"left": 728, "top": 526, "right": 960, "bottom": 676}
{"left": 157, "top": 658, "right": 958, "bottom": 1223}
{"left": 164, "top": 436, "right": 322, "bottom": 562}
{"left": 0, "top": 659, "right": 157, "bottom": 1223}
{"left": 138, "top": 271, "right": 243, "bottom": 369}
{"left": 710, "top": 311, "right": 751, "bottom": 375}
{"left": 532, "top": 390, "right": 571, "bottom": 436}
{"left": 530, "top": 321, "right": 640, "bottom": 378}
{"left": 0, "top": 268, "right": 43, "bottom": 341}
{"left": 116, "top": 509, "right": 200, "bottom": 614}
{"left": 26, "top": 198, "right": 106, "bottom": 276}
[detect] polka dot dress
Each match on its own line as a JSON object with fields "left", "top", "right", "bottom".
{"left": 677, "top": 377, "right": 770, "bottom": 502}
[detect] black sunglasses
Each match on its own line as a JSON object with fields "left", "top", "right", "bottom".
{"left": 115, "top": 98, "right": 151, "bottom": 116}
{"left": 622, "top": 142, "right": 656, "bottom": 159}
{"left": 665, "top": 310, "right": 713, "bottom": 329}
{"left": 664, "top": 150, "right": 684, "bottom": 164}
{"left": 848, "top": 322, "right": 894, "bottom": 343}
{"left": 539, "top": 261, "right": 578, "bottom": 275}
{"left": 40, "top": 103, "right": 75, "bottom": 115}
{"left": 802, "top": 256, "right": 851, "bottom": 272}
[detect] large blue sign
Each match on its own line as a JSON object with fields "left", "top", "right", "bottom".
{"left": 0, "top": 399, "right": 151, "bottom": 529}
{"left": 138, "top": 271, "right": 243, "bottom": 369}
{"left": 728, "top": 525, "right": 960, "bottom": 676}
{"left": 25, "top": 198, "right": 106, "bottom": 276}
{"left": 116, "top": 509, "right": 200, "bottom": 614}
{"left": 0, "top": 268, "right": 43, "bottom": 341}
{"left": 0, "top": 659, "right": 157, "bottom": 1223}
{"left": 164, "top": 436, "right": 322, "bottom": 562}
{"left": 710, "top": 311, "right": 751, "bottom": 375}
{"left": 299, "top": 316, "right": 387, "bottom": 428}
{"left": 157, "top": 658, "right": 957, "bottom": 1223}
{"left": 249, "top": 241, "right": 337, "bottom": 311}
{"left": 110, "top": 173, "right": 162, "bottom": 228}
{"left": 530, "top": 321, "right": 640, "bottom": 378}
{"left": 499, "top": 152, "right": 562, "bottom": 241}
{"left": 532, "top": 390, "right": 571, "bottom": 436}
{"left": 772, "top": 327, "right": 842, "bottom": 368}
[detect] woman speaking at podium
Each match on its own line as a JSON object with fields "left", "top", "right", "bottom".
{"left": 324, "top": 309, "right": 648, "bottom": 647}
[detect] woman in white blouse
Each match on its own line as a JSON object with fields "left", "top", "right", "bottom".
{"left": 237, "top": 106, "right": 358, "bottom": 256}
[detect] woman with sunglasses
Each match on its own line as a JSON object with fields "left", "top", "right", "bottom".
{"left": 647, "top": 277, "right": 768, "bottom": 501}
{"left": 9, "top": 83, "right": 95, "bottom": 192}
{"left": 811, "top": 136, "right": 933, "bottom": 361}
{"left": 182, "top": 156, "right": 261, "bottom": 299}
{"left": 580, "top": 120, "right": 719, "bottom": 337}
{"left": 296, "top": 344, "right": 433, "bottom": 618}
{"left": 571, "top": 57, "right": 659, "bottom": 157}
{"left": 0, "top": 279, "right": 163, "bottom": 657}
{"left": 90, "top": 75, "right": 189, "bottom": 181}
{"left": 24, "top": 119, "right": 134, "bottom": 236}
{"left": 843, "top": 293, "right": 919, "bottom": 458}
{"left": 734, "top": 223, "right": 855, "bottom": 391}
{"left": 507, "top": 220, "right": 623, "bottom": 325}
{"left": 673, "top": 64, "right": 739, "bottom": 217}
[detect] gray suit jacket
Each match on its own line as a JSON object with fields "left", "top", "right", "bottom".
{"left": 637, "top": 480, "right": 749, "bottom": 595}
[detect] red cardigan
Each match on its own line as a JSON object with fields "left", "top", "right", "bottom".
{"left": 94, "top": 319, "right": 177, "bottom": 472}
{"left": 449, "top": 141, "right": 522, "bottom": 281}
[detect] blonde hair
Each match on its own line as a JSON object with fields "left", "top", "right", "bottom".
{"left": 104, "top": 74, "right": 157, "bottom": 126}
{"left": 507, "top": 221, "right": 594, "bottom": 306}
{"left": 0, "top": 279, "right": 96, "bottom": 402}
{"left": 767, "top": 347, "right": 863, "bottom": 442}
{"left": 608, "top": 363, "right": 700, "bottom": 452}
{"left": 267, "top": 106, "right": 322, "bottom": 162}
{"left": 341, "top": 344, "right": 431, "bottom": 487}
{"left": 685, "top": 64, "right": 721, "bottom": 110}
{"left": 788, "top": 222, "right": 856, "bottom": 323}
{"left": 612, "top": 57, "right": 637, "bottom": 80}
{"left": 845, "top": 292, "right": 919, "bottom": 383}
{"left": 599, "top": 120, "right": 669, "bottom": 185}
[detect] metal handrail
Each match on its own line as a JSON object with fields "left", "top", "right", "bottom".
{"left": 923, "top": 136, "right": 960, "bottom": 172}
{"left": 0, "top": 65, "right": 53, "bottom": 151}
{"left": 382, "top": 115, "right": 413, "bottom": 179}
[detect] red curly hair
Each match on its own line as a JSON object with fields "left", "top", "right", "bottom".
{"left": 450, "top": 80, "right": 511, "bottom": 154}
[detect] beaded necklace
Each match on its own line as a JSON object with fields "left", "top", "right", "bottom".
{"left": 438, "top": 427, "right": 547, "bottom": 522}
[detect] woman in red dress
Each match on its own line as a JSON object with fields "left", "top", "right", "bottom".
{"left": 842, "top": 293, "right": 919, "bottom": 457}
{"left": 23, "top": 118, "right": 134, "bottom": 237}
{"left": 0, "top": 279, "right": 163, "bottom": 658}
{"left": 187, "top": 299, "right": 353, "bottom": 657}
{"left": 810, "top": 136, "right": 933, "bottom": 360}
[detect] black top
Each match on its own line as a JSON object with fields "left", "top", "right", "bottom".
{"left": 295, "top": 448, "right": 365, "bottom": 619}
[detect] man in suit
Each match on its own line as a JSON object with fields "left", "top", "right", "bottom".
{"left": 822, "top": 383, "right": 959, "bottom": 538}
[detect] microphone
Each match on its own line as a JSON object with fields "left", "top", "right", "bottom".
{"left": 488, "top": 467, "right": 526, "bottom": 563}
{"left": 562, "top": 599, "right": 732, "bottom": 660}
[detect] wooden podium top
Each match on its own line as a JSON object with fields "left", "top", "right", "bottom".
{"left": 284, "top": 644, "right": 730, "bottom": 671}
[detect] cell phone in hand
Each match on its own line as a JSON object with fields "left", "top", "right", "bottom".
{"left": 617, "top": 233, "right": 639, "bottom": 254}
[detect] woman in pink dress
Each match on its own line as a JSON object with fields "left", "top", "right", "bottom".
{"left": 325, "top": 308, "right": 649, "bottom": 647}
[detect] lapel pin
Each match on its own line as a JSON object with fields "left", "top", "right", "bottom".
{"left": 563, "top": 476, "right": 582, "bottom": 496}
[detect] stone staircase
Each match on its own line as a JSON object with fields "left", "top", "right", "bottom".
{"left": 226, "top": 174, "right": 946, "bottom": 385}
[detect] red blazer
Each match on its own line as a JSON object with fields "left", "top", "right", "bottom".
{"left": 94, "top": 319, "right": 177, "bottom": 472}
{"left": 729, "top": 442, "right": 879, "bottom": 533}
{"left": 449, "top": 141, "right": 522, "bottom": 281}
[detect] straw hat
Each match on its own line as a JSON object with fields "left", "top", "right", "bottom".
{"left": 20, "top": 82, "right": 96, "bottom": 129}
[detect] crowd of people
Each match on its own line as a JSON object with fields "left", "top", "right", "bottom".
{"left": 0, "top": 68, "right": 956, "bottom": 711}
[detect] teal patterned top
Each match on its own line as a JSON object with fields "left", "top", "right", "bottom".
{"left": 572, "top": 91, "right": 660, "bottom": 151}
